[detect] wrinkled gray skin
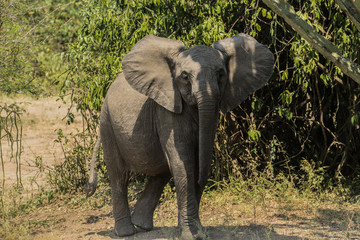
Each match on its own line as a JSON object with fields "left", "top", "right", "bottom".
{"left": 86, "top": 34, "right": 274, "bottom": 239}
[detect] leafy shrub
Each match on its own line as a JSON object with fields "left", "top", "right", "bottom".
{"left": 60, "top": 0, "right": 360, "bottom": 196}
{"left": 0, "top": 0, "right": 82, "bottom": 95}
{"left": 48, "top": 129, "right": 104, "bottom": 193}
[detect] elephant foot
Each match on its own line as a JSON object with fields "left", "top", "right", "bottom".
{"left": 131, "top": 212, "right": 153, "bottom": 231}
{"left": 114, "top": 218, "right": 136, "bottom": 237}
{"left": 179, "top": 222, "right": 206, "bottom": 240}
{"left": 180, "top": 229, "right": 207, "bottom": 240}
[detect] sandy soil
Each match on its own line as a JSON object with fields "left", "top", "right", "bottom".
{"left": 1, "top": 95, "right": 83, "bottom": 188}
{"left": 1, "top": 96, "right": 359, "bottom": 240}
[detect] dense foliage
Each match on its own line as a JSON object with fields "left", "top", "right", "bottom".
{"left": 59, "top": 0, "right": 360, "bottom": 196}
{"left": 0, "top": 0, "right": 81, "bottom": 94}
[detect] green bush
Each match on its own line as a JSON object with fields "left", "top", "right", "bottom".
{"left": 61, "top": 0, "right": 360, "bottom": 197}
{"left": 0, "top": 0, "right": 82, "bottom": 95}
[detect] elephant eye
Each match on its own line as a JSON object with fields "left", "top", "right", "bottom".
{"left": 181, "top": 71, "right": 189, "bottom": 82}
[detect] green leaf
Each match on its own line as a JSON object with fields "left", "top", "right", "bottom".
{"left": 248, "top": 128, "right": 261, "bottom": 142}
{"left": 262, "top": 8, "right": 267, "bottom": 17}
{"left": 256, "top": 23, "right": 261, "bottom": 32}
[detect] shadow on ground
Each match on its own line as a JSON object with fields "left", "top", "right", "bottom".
{"left": 87, "top": 224, "right": 302, "bottom": 239}
{"left": 79, "top": 207, "right": 360, "bottom": 240}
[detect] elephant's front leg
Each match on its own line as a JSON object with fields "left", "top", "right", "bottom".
{"left": 174, "top": 171, "right": 205, "bottom": 240}
{"left": 161, "top": 139, "right": 205, "bottom": 239}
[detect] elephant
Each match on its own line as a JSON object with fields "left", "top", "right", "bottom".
{"left": 85, "top": 34, "right": 274, "bottom": 239}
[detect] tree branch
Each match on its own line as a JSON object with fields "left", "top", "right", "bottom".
{"left": 336, "top": 0, "right": 360, "bottom": 33}
{"left": 262, "top": 0, "right": 360, "bottom": 85}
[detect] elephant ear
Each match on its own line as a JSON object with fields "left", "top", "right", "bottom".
{"left": 122, "top": 35, "right": 185, "bottom": 113}
{"left": 212, "top": 33, "right": 274, "bottom": 113}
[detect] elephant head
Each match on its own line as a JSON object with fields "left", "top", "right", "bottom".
{"left": 122, "top": 34, "right": 274, "bottom": 188}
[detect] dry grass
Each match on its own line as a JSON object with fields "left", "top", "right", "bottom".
{"left": 2, "top": 185, "right": 359, "bottom": 240}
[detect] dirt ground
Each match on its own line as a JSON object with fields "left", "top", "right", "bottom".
{"left": 1, "top": 95, "right": 83, "bottom": 188}
{"left": 21, "top": 194, "right": 360, "bottom": 240}
{"left": 1, "top": 96, "right": 360, "bottom": 240}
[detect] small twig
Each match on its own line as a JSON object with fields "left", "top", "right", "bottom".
{"left": 226, "top": 16, "right": 241, "bottom": 39}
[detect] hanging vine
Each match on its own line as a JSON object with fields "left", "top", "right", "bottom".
{"left": 0, "top": 103, "right": 23, "bottom": 219}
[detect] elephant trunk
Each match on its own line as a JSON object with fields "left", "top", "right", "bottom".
{"left": 197, "top": 97, "right": 219, "bottom": 190}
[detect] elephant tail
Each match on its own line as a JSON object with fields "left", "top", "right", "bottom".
{"left": 85, "top": 136, "right": 101, "bottom": 198}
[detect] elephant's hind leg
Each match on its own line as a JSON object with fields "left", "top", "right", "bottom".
{"left": 131, "top": 173, "right": 171, "bottom": 230}
{"left": 110, "top": 170, "right": 134, "bottom": 237}
{"left": 101, "top": 123, "right": 135, "bottom": 236}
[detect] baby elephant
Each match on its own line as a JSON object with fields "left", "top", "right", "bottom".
{"left": 86, "top": 34, "right": 274, "bottom": 239}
